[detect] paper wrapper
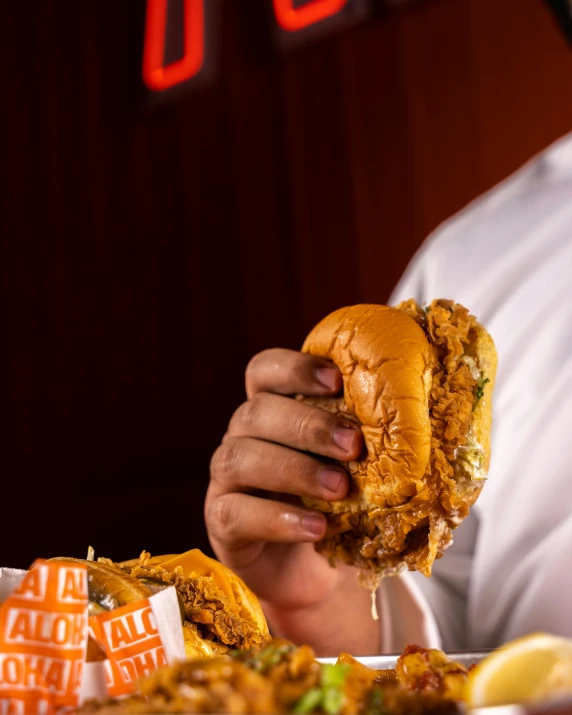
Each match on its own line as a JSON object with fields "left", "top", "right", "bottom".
{"left": 0, "top": 561, "right": 88, "bottom": 713}
{"left": 0, "top": 561, "right": 186, "bottom": 713}
{"left": 88, "top": 587, "right": 184, "bottom": 698}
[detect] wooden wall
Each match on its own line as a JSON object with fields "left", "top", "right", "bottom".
{"left": 3, "top": 0, "right": 572, "bottom": 566}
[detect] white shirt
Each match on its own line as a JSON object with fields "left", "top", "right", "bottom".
{"left": 379, "top": 132, "right": 572, "bottom": 652}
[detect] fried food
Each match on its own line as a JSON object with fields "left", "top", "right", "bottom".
{"left": 300, "top": 300, "right": 497, "bottom": 581}
{"left": 52, "top": 548, "right": 270, "bottom": 660}
{"left": 82, "top": 659, "right": 278, "bottom": 714}
{"left": 337, "top": 653, "right": 398, "bottom": 687}
{"left": 101, "top": 549, "right": 270, "bottom": 657}
{"left": 395, "top": 644, "right": 468, "bottom": 699}
{"left": 232, "top": 640, "right": 322, "bottom": 707}
{"left": 80, "top": 642, "right": 464, "bottom": 715}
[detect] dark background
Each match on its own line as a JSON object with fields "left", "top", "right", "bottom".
{"left": 2, "top": 0, "right": 572, "bottom": 567}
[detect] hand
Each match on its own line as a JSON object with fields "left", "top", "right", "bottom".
{"left": 205, "top": 349, "right": 379, "bottom": 655}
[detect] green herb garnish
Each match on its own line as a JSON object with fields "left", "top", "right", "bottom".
{"left": 321, "top": 664, "right": 350, "bottom": 688}
{"left": 473, "top": 375, "right": 490, "bottom": 410}
{"left": 292, "top": 664, "right": 350, "bottom": 715}
{"left": 365, "top": 687, "right": 385, "bottom": 715}
{"left": 322, "top": 688, "right": 344, "bottom": 715}
{"left": 239, "top": 643, "right": 295, "bottom": 673}
{"left": 294, "top": 689, "right": 323, "bottom": 714}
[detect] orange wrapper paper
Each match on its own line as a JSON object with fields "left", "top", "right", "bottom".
{"left": 0, "top": 561, "right": 186, "bottom": 713}
{"left": 88, "top": 586, "right": 185, "bottom": 698}
{"left": 0, "top": 561, "right": 88, "bottom": 714}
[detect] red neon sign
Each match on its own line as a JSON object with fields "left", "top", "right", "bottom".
{"left": 272, "top": 0, "right": 348, "bottom": 32}
{"left": 142, "top": 0, "right": 204, "bottom": 91}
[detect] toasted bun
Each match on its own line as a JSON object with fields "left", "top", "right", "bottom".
{"left": 48, "top": 557, "right": 152, "bottom": 607}
{"left": 302, "top": 305, "right": 434, "bottom": 514}
{"left": 49, "top": 557, "right": 154, "bottom": 664}
{"left": 301, "top": 301, "right": 497, "bottom": 579}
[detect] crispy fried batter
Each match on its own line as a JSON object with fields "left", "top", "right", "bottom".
{"left": 99, "top": 555, "right": 266, "bottom": 651}
{"left": 233, "top": 640, "right": 321, "bottom": 707}
{"left": 369, "top": 687, "right": 461, "bottom": 715}
{"left": 81, "top": 642, "right": 464, "bottom": 715}
{"left": 127, "top": 658, "right": 278, "bottom": 714}
{"left": 396, "top": 644, "right": 468, "bottom": 700}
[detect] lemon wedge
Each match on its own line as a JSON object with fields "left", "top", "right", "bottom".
{"left": 466, "top": 633, "right": 572, "bottom": 708}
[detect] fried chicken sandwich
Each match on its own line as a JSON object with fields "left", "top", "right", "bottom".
{"left": 300, "top": 300, "right": 497, "bottom": 582}
{"left": 53, "top": 548, "right": 269, "bottom": 659}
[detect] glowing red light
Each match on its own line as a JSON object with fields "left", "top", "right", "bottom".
{"left": 272, "top": 0, "right": 348, "bottom": 32}
{"left": 142, "top": 0, "right": 204, "bottom": 91}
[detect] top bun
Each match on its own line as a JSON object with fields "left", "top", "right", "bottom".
{"left": 302, "top": 305, "right": 433, "bottom": 515}
{"left": 301, "top": 300, "right": 497, "bottom": 581}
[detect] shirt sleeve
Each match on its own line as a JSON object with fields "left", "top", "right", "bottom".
{"left": 377, "top": 238, "right": 480, "bottom": 652}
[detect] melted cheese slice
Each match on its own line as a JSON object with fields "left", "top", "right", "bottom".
{"left": 159, "top": 549, "right": 236, "bottom": 603}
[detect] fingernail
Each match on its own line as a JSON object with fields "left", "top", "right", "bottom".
{"left": 332, "top": 426, "right": 358, "bottom": 453}
{"left": 319, "top": 468, "right": 346, "bottom": 494}
{"left": 301, "top": 513, "right": 326, "bottom": 538}
{"left": 315, "top": 367, "right": 340, "bottom": 391}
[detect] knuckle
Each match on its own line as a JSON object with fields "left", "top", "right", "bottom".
{"left": 210, "top": 438, "right": 240, "bottom": 485}
{"left": 245, "top": 350, "right": 274, "bottom": 395}
{"left": 294, "top": 408, "right": 328, "bottom": 446}
{"left": 227, "top": 405, "right": 242, "bottom": 434}
{"left": 291, "top": 354, "right": 313, "bottom": 383}
{"left": 273, "top": 452, "right": 292, "bottom": 484}
{"left": 274, "top": 450, "right": 309, "bottom": 490}
{"left": 282, "top": 351, "right": 314, "bottom": 388}
{"left": 207, "top": 494, "right": 238, "bottom": 541}
{"left": 228, "top": 400, "right": 251, "bottom": 434}
{"left": 236, "top": 394, "right": 264, "bottom": 430}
